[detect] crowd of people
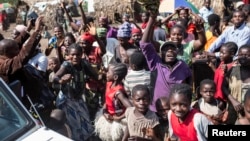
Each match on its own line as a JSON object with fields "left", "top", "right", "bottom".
{"left": 0, "top": 0, "right": 250, "bottom": 141}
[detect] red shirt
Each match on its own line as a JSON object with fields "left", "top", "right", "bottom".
{"left": 105, "top": 82, "right": 126, "bottom": 115}
{"left": 170, "top": 109, "right": 199, "bottom": 141}
{"left": 214, "top": 62, "right": 233, "bottom": 101}
{"left": 187, "top": 23, "right": 196, "bottom": 34}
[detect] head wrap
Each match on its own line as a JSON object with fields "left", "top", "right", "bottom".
{"left": 81, "top": 32, "right": 95, "bottom": 45}
{"left": 117, "top": 22, "right": 131, "bottom": 38}
{"left": 15, "top": 25, "right": 27, "bottom": 36}
{"left": 96, "top": 28, "right": 107, "bottom": 37}
{"left": 131, "top": 28, "right": 142, "bottom": 35}
{"left": 235, "top": 1, "right": 244, "bottom": 9}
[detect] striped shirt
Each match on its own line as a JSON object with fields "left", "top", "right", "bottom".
{"left": 124, "top": 69, "right": 151, "bottom": 95}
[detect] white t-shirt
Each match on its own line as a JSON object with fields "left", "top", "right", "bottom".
{"left": 28, "top": 52, "right": 48, "bottom": 72}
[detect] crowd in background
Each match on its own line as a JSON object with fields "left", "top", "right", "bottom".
{"left": 0, "top": 0, "right": 250, "bottom": 141}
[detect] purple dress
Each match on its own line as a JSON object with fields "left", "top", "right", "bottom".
{"left": 140, "top": 42, "right": 192, "bottom": 112}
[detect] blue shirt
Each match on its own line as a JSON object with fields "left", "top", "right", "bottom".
{"left": 199, "top": 6, "right": 213, "bottom": 23}
{"left": 208, "top": 23, "right": 250, "bottom": 54}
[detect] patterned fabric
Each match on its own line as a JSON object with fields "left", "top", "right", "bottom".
{"left": 117, "top": 22, "right": 132, "bottom": 38}
{"left": 57, "top": 61, "right": 94, "bottom": 141}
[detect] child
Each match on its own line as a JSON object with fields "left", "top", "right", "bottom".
{"left": 47, "top": 57, "right": 61, "bottom": 95}
{"left": 235, "top": 88, "right": 250, "bottom": 125}
{"left": 122, "top": 84, "right": 161, "bottom": 141}
{"left": 155, "top": 97, "right": 173, "bottom": 141}
{"left": 95, "top": 63, "right": 132, "bottom": 141}
{"left": 220, "top": 16, "right": 231, "bottom": 33}
{"left": 222, "top": 45, "right": 250, "bottom": 124}
{"left": 124, "top": 51, "right": 151, "bottom": 97}
{"left": 61, "top": 32, "right": 76, "bottom": 61}
{"left": 168, "top": 83, "right": 212, "bottom": 141}
{"left": 208, "top": 42, "right": 238, "bottom": 102}
{"left": 192, "top": 79, "right": 226, "bottom": 125}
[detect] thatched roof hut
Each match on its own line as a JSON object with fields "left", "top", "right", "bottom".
{"left": 93, "top": 0, "right": 142, "bottom": 23}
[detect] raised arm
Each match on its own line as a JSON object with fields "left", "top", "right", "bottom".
{"left": 61, "top": 2, "right": 79, "bottom": 31}
{"left": 78, "top": 0, "right": 87, "bottom": 25}
{"left": 193, "top": 18, "right": 206, "bottom": 51}
{"left": 87, "top": 22, "right": 106, "bottom": 55}
{"left": 161, "top": 8, "right": 180, "bottom": 24}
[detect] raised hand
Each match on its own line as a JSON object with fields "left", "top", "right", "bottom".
{"left": 35, "top": 16, "right": 44, "bottom": 32}
{"left": 86, "top": 22, "right": 97, "bottom": 36}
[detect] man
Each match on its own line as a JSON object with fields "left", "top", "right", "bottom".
{"left": 0, "top": 16, "right": 43, "bottom": 84}
{"left": 208, "top": 10, "right": 250, "bottom": 54}
{"left": 199, "top": 0, "right": 214, "bottom": 23}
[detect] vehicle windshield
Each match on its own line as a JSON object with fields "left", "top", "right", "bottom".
{"left": 0, "top": 80, "right": 36, "bottom": 141}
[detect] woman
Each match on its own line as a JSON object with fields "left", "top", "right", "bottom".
{"left": 53, "top": 43, "right": 97, "bottom": 141}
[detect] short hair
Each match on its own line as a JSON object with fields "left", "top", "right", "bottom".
{"left": 208, "top": 14, "right": 220, "bottom": 26}
{"left": 200, "top": 79, "right": 216, "bottom": 89}
{"left": 170, "top": 84, "right": 193, "bottom": 102}
{"left": 65, "top": 32, "right": 76, "bottom": 43}
{"left": 155, "top": 96, "right": 170, "bottom": 108}
{"left": 175, "top": 18, "right": 188, "bottom": 27}
{"left": 49, "top": 57, "right": 60, "bottom": 63}
{"left": 129, "top": 51, "right": 146, "bottom": 70}
{"left": 111, "top": 63, "right": 128, "bottom": 81}
{"left": 132, "top": 84, "right": 150, "bottom": 97}
{"left": 0, "top": 39, "right": 18, "bottom": 56}
{"left": 244, "top": 89, "right": 250, "bottom": 104}
{"left": 170, "top": 24, "right": 185, "bottom": 34}
{"left": 221, "top": 42, "right": 238, "bottom": 55}
{"left": 233, "top": 10, "right": 245, "bottom": 18}
{"left": 54, "top": 24, "right": 64, "bottom": 31}
{"left": 66, "top": 43, "right": 83, "bottom": 55}
{"left": 239, "top": 44, "right": 250, "bottom": 51}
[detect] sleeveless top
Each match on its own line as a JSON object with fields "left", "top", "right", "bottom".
{"left": 105, "top": 82, "right": 126, "bottom": 115}
{"left": 170, "top": 109, "right": 199, "bottom": 141}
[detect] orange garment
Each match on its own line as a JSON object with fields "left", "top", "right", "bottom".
{"left": 204, "top": 30, "right": 217, "bottom": 51}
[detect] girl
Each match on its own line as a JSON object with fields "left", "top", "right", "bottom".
{"left": 61, "top": 32, "right": 76, "bottom": 61}
{"left": 208, "top": 42, "right": 238, "bottom": 102}
{"left": 122, "top": 84, "right": 161, "bottom": 141}
{"left": 235, "top": 88, "right": 250, "bottom": 125}
{"left": 95, "top": 63, "right": 132, "bottom": 141}
{"left": 45, "top": 25, "right": 65, "bottom": 63}
{"left": 168, "top": 83, "right": 212, "bottom": 141}
{"left": 223, "top": 45, "right": 250, "bottom": 124}
{"left": 168, "top": 21, "right": 206, "bottom": 66}
{"left": 192, "top": 79, "right": 226, "bottom": 125}
{"left": 52, "top": 43, "right": 98, "bottom": 141}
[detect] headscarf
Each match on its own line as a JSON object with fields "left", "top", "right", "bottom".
{"left": 81, "top": 32, "right": 95, "bottom": 45}
{"left": 96, "top": 28, "right": 107, "bottom": 37}
{"left": 117, "top": 22, "right": 131, "bottom": 38}
{"left": 131, "top": 28, "right": 142, "bottom": 35}
{"left": 15, "top": 25, "right": 27, "bottom": 36}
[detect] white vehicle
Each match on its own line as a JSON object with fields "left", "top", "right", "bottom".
{"left": 0, "top": 78, "right": 73, "bottom": 141}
